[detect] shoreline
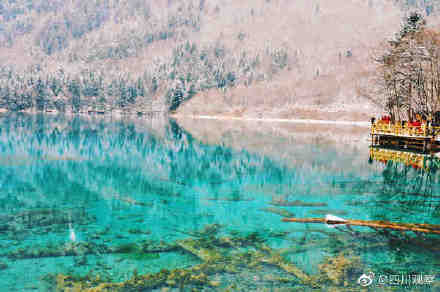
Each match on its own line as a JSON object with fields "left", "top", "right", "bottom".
{"left": 0, "top": 110, "right": 371, "bottom": 127}
{"left": 171, "top": 114, "right": 370, "bottom": 127}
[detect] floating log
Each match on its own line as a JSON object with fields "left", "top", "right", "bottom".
{"left": 282, "top": 216, "right": 440, "bottom": 235}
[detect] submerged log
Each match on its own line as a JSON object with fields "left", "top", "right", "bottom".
{"left": 204, "top": 197, "right": 255, "bottom": 202}
{"left": 270, "top": 199, "right": 327, "bottom": 207}
{"left": 259, "top": 207, "right": 294, "bottom": 217}
{"left": 176, "top": 239, "right": 222, "bottom": 262}
{"left": 282, "top": 216, "right": 440, "bottom": 235}
{"left": 258, "top": 248, "right": 311, "bottom": 283}
{"left": 308, "top": 209, "right": 349, "bottom": 216}
{"left": 112, "top": 194, "right": 153, "bottom": 207}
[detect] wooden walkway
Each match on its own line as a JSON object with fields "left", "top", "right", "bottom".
{"left": 371, "top": 120, "right": 440, "bottom": 153}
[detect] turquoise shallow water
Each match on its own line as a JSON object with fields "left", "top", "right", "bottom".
{"left": 0, "top": 113, "right": 438, "bottom": 291}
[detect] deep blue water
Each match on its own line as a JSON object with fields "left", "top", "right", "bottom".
{"left": 0, "top": 113, "right": 438, "bottom": 291}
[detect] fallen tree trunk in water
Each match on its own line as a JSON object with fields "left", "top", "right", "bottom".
{"left": 282, "top": 216, "right": 440, "bottom": 235}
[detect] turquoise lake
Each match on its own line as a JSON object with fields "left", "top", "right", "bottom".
{"left": 0, "top": 113, "right": 438, "bottom": 291}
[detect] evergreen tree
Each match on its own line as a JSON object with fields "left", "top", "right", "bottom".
{"left": 68, "top": 79, "right": 81, "bottom": 112}
{"left": 137, "top": 78, "right": 145, "bottom": 97}
{"left": 35, "top": 78, "right": 47, "bottom": 111}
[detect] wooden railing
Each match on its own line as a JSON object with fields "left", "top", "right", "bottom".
{"left": 371, "top": 121, "right": 440, "bottom": 138}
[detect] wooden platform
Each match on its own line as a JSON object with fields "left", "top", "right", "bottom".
{"left": 371, "top": 120, "right": 440, "bottom": 153}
